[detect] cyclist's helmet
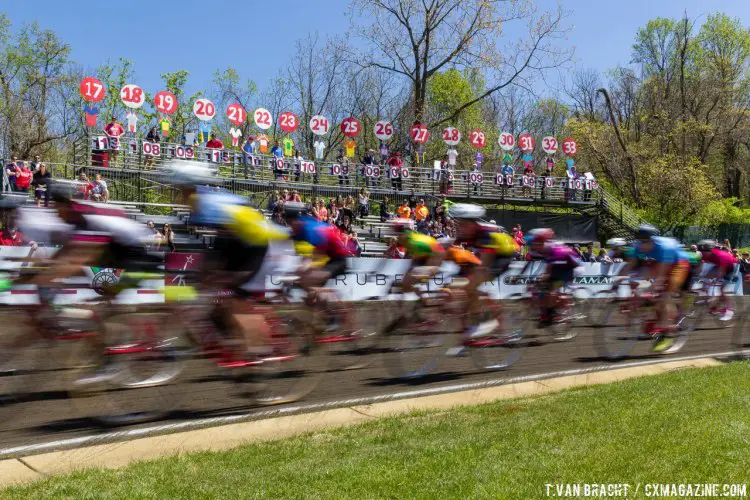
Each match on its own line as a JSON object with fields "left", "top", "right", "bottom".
{"left": 636, "top": 224, "right": 659, "bottom": 240}
{"left": 447, "top": 203, "right": 486, "bottom": 221}
{"left": 606, "top": 237, "right": 628, "bottom": 249}
{"left": 165, "top": 161, "right": 220, "bottom": 187}
{"left": 528, "top": 228, "right": 555, "bottom": 244}
{"left": 697, "top": 239, "right": 716, "bottom": 252}
{"left": 283, "top": 201, "right": 310, "bottom": 220}
{"left": 391, "top": 218, "right": 415, "bottom": 233}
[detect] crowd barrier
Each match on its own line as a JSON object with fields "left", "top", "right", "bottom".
{"left": 0, "top": 245, "right": 741, "bottom": 305}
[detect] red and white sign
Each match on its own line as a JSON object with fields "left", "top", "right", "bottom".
{"left": 120, "top": 84, "right": 145, "bottom": 109}
{"left": 254, "top": 107, "right": 272, "bottom": 130}
{"left": 469, "top": 130, "right": 486, "bottom": 149}
{"left": 80, "top": 77, "right": 105, "bottom": 102}
{"left": 209, "top": 149, "right": 225, "bottom": 163}
{"left": 498, "top": 131, "right": 515, "bottom": 151}
{"left": 374, "top": 121, "right": 393, "bottom": 140}
{"left": 172, "top": 145, "right": 194, "bottom": 159}
{"left": 562, "top": 137, "right": 578, "bottom": 156}
{"left": 331, "top": 164, "right": 349, "bottom": 176}
{"left": 108, "top": 136, "right": 121, "bottom": 151}
{"left": 300, "top": 160, "right": 316, "bottom": 174}
{"left": 410, "top": 123, "right": 428, "bottom": 143}
{"left": 400, "top": 168, "right": 410, "bottom": 179}
{"left": 154, "top": 91, "right": 177, "bottom": 115}
{"left": 309, "top": 115, "right": 330, "bottom": 136}
{"left": 274, "top": 158, "right": 286, "bottom": 170}
{"left": 518, "top": 133, "right": 534, "bottom": 152}
{"left": 193, "top": 99, "right": 216, "bottom": 121}
{"left": 340, "top": 117, "right": 361, "bottom": 138}
{"left": 226, "top": 103, "right": 246, "bottom": 126}
{"left": 541, "top": 136, "right": 558, "bottom": 154}
{"left": 143, "top": 141, "right": 161, "bottom": 157}
{"left": 389, "top": 167, "right": 401, "bottom": 178}
{"left": 522, "top": 175, "right": 535, "bottom": 187}
{"left": 442, "top": 127, "right": 461, "bottom": 146}
{"left": 365, "top": 165, "right": 381, "bottom": 177}
{"left": 279, "top": 111, "right": 299, "bottom": 133}
{"left": 469, "top": 172, "right": 484, "bottom": 184}
{"left": 92, "top": 136, "right": 109, "bottom": 150}
{"left": 496, "top": 174, "right": 514, "bottom": 185}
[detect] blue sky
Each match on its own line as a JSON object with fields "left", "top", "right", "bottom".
{"left": 3, "top": 0, "right": 749, "bottom": 96}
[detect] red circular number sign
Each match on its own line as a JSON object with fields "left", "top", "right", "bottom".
{"left": 279, "top": 111, "right": 299, "bottom": 133}
{"left": 518, "top": 133, "right": 535, "bottom": 152}
{"left": 154, "top": 91, "right": 177, "bottom": 115}
{"left": 562, "top": 138, "right": 578, "bottom": 156}
{"left": 226, "top": 103, "right": 247, "bottom": 126}
{"left": 80, "top": 77, "right": 105, "bottom": 102}
{"left": 120, "top": 84, "right": 145, "bottom": 109}
{"left": 340, "top": 117, "right": 361, "bottom": 138}
{"left": 410, "top": 123, "right": 429, "bottom": 144}
{"left": 469, "top": 130, "right": 486, "bottom": 149}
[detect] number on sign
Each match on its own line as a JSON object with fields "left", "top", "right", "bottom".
{"left": 300, "top": 161, "right": 316, "bottom": 174}
{"left": 519, "top": 134, "right": 534, "bottom": 152}
{"left": 194, "top": 99, "right": 216, "bottom": 121}
{"left": 154, "top": 91, "right": 177, "bottom": 114}
{"left": 341, "top": 117, "right": 361, "bottom": 137}
{"left": 562, "top": 138, "right": 578, "bottom": 156}
{"left": 410, "top": 124, "right": 428, "bottom": 143}
{"left": 374, "top": 121, "right": 393, "bottom": 140}
{"left": 279, "top": 112, "right": 299, "bottom": 133}
{"left": 498, "top": 132, "right": 515, "bottom": 151}
{"left": 226, "top": 103, "right": 247, "bottom": 125}
{"left": 469, "top": 172, "right": 483, "bottom": 184}
{"left": 310, "top": 115, "right": 330, "bottom": 135}
{"left": 120, "top": 84, "right": 145, "bottom": 108}
{"left": 469, "top": 130, "right": 486, "bottom": 148}
{"left": 143, "top": 142, "right": 161, "bottom": 157}
{"left": 442, "top": 127, "right": 460, "bottom": 145}
{"left": 80, "top": 77, "right": 105, "bottom": 102}
{"left": 254, "top": 108, "right": 272, "bottom": 129}
{"left": 542, "top": 136, "right": 558, "bottom": 154}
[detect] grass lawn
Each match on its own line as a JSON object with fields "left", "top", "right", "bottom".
{"left": 5, "top": 362, "right": 750, "bottom": 499}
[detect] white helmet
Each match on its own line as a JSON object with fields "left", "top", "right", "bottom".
{"left": 606, "top": 238, "right": 627, "bottom": 249}
{"left": 163, "top": 160, "right": 220, "bottom": 186}
{"left": 448, "top": 203, "right": 486, "bottom": 220}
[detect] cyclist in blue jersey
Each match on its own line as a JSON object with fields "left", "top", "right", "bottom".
{"left": 618, "top": 225, "right": 690, "bottom": 351}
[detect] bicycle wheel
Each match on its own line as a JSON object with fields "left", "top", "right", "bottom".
{"left": 0, "top": 309, "right": 47, "bottom": 432}
{"left": 551, "top": 288, "right": 590, "bottom": 341}
{"left": 319, "top": 302, "right": 381, "bottom": 371}
{"left": 588, "top": 290, "right": 616, "bottom": 327}
{"left": 382, "top": 298, "right": 453, "bottom": 379}
{"left": 469, "top": 297, "right": 527, "bottom": 371}
{"left": 69, "top": 310, "right": 192, "bottom": 426}
{"left": 594, "top": 300, "right": 642, "bottom": 360}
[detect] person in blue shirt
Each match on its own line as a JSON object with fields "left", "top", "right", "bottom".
{"left": 271, "top": 141, "right": 283, "bottom": 159}
{"left": 242, "top": 137, "right": 255, "bottom": 178}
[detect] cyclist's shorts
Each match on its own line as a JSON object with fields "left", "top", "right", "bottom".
{"left": 667, "top": 260, "right": 690, "bottom": 293}
{"left": 323, "top": 257, "right": 348, "bottom": 281}
{"left": 213, "top": 233, "right": 268, "bottom": 274}
{"left": 546, "top": 265, "right": 575, "bottom": 291}
{"left": 488, "top": 257, "right": 513, "bottom": 280}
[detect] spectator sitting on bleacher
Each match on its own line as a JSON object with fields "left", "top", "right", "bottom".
{"left": 15, "top": 162, "right": 32, "bottom": 193}
{"left": 90, "top": 174, "right": 109, "bottom": 202}
{"left": 415, "top": 199, "right": 429, "bottom": 230}
{"left": 358, "top": 188, "right": 369, "bottom": 218}
{"left": 385, "top": 236, "right": 406, "bottom": 259}
{"left": 206, "top": 134, "right": 224, "bottom": 149}
{"left": 316, "top": 199, "right": 328, "bottom": 222}
{"left": 379, "top": 197, "right": 392, "bottom": 222}
{"left": 347, "top": 231, "right": 362, "bottom": 257}
{"left": 289, "top": 190, "right": 302, "bottom": 202}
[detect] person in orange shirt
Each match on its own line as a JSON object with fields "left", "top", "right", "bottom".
{"left": 396, "top": 200, "right": 411, "bottom": 219}
{"left": 414, "top": 198, "right": 429, "bottom": 230}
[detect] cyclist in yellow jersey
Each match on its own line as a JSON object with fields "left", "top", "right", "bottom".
{"left": 448, "top": 204, "right": 519, "bottom": 337}
{"left": 391, "top": 218, "right": 445, "bottom": 294}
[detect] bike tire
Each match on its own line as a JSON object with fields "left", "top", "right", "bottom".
{"left": 594, "top": 300, "right": 641, "bottom": 360}
{"left": 469, "top": 297, "right": 526, "bottom": 371}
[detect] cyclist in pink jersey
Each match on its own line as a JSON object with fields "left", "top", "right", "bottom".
{"left": 698, "top": 240, "right": 737, "bottom": 321}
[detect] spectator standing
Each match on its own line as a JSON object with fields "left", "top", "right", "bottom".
{"left": 206, "top": 134, "right": 224, "bottom": 149}
{"left": 596, "top": 249, "right": 612, "bottom": 264}
{"left": 32, "top": 164, "right": 51, "bottom": 207}
{"left": 146, "top": 220, "right": 164, "bottom": 249}
{"left": 104, "top": 116, "right": 125, "bottom": 162}
{"left": 336, "top": 149, "right": 351, "bottom": 186}
{"left": 5, "top": 156, "right": 18, "bottom": 192}
{"left": 145, "top": 127, "right": 160, "bottom": 167}
{"left": 387, "top": 152, "right": 403, "bottom": 191}
{"left": 415, "top": 199, "right": 429, "bottom": 231}
{"left": 15, "top": 162, "right": 32, "bottom": 193}
{"left": 293, "top": 149, "right": 304, "bottom": 182}
{"left": 740, "top": 252, "right": 750, "bottom": 276}
{"left": 358, "top": 188, "right": 369, "bottom": 218}
{"left": 385, "top": 236, "right": 405, "bottom": 259}
{"left": 362, "top": 149, "right": 376, "bottom": 188}
{"left": 379, "top": 197, "right": 391, "bottom": 222}
{"left": 30, "top": 155, "right": 42, "bottom": 172}
{"left": 163, "top": 224, "right": 176, "bottom": 252}
{"left": 242, "top": 137, "right": 255, "bottom": 178}
{"left": 270, "top": 141, "right": 283, "bottom": 159}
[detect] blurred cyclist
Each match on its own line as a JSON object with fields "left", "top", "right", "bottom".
{"left": 697, "top": 239, "right": 736, "bottom": 321}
